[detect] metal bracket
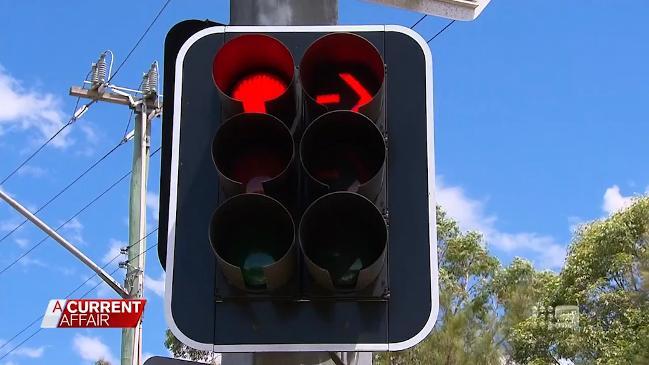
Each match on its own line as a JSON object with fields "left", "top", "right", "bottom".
{"left": 0, "top": 190, "right": 129, "bottom": 298}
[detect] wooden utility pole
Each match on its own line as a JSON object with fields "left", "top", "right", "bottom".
{"left": 70, "top": 59, "right": 161, "bottom": 365}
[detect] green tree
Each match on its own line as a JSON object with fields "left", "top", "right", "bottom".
{"left": 375, "top": 207, "right": 502, "bottom": 365}
{"left": 94, "top": 360, "right": 111, "bottom": 365}
{"left": 491, "top": 257, "right": 560, "bottom": 364}
{"left": 509, "top": 197, "right": 649, "bottom": 365}
{"left": 165, "top": 329, "right": 220, "bottom": 364}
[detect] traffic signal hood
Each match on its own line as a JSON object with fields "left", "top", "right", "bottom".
{"left": 160, "top": 23, "right": 437, "bottom": 352}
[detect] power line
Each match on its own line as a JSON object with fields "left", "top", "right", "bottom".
{"left": 108, "top": 0, "right": 173, "bottom": 83}
{"left": 410, "top": 14, "right": 427, "bottom": 29}
{"left": 0, "top": 323, "right": 42, "bottom": 362}
{"left": 427, "top": 20, "right": 456, "bottom": 43}
{"left": 0, "top": 0, "right": 168, "bottom": 243}
{"left": 0, "top": 170, "right": 130, "bottom": 276}
{"left": 123, "top": 110, "right": 134, "bottom": 139}
{"left": 0, "top": 228, "right": 158, "bottom": 353}
{"left": 0, "top": 132, "right": 132, "bottom": 246}
{"left": 1, "top": 0, "right": 170, "bottom": 187}
{"left": 0, "top": 242, "right": 159, "bottom": 361}
{"left": 0, "top": 229, "right": 158, "bottom": 360}
{"left": 0, "top": 99, "right": 95, "bottom": 186}
{"left": 0, "top": 0, "right": 171, "bottom": 185}
{"left": 0, "top": 1, "right": 170, "bottom": 360}
{"left": 0, "top": 146, "right": 161, "bottom": 276}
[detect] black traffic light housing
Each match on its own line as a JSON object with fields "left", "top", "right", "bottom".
{"left": 159, "top": 23, "right": 438, "bottom": 352}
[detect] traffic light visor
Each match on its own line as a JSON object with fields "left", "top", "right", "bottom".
{"left": 212, "top": 113, "right": 294, "bottom": 196}
{"left": 210, "top": 193, "right": 295, "bottom": 291}
{"left": 301, "top": 111, "right": 385, "bottom": 198}
{"left": 299, "top": 192, "right": 387, "bottom": 291}
{"left": 213, "top": 34, "right": 295, "bottom": 114}
{"left": 300, "top": 33, "right": 384, "bottom": 115}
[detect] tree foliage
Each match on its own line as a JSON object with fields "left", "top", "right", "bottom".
{"left": 378, "top": 198, "right": 649, "bottom": 364}
{"left": 509, "top": 197, "right": 649, "bottom": 365}
{"left": 376, "top": 207, "right": 503, "bottom": 365}
{"left": 165, "top": 329, "right": 220, "bottom": 364}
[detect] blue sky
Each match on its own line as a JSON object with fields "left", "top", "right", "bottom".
{"left": 0, "top": 0, "right": 648, "bottom": 364}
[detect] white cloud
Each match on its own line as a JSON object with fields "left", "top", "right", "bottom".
{"left": 436, "top": 177, "right": 566, "bottom": 270}
{"left": 12, "top": 346, "right": 45, "bottom": 358}
{"left": 79, "top": 124, "right": 98, "bottom": 144}
{"left": 57, "top": 266, "right": 76, "bottom": 276}
{"left": 72, "top": 334, "right": 116, "bottom": 364}
{"left": 102, "top": 239, "right": 125, "bottom": 265}
{"left": 0, "top": 65, "right": 70, "bottom": 148}
{"left": 14, "top": 238, "right": 28, "bottom": 248}
{"left": 567, "top": 215, "right": 587, "bottom": 234}
{"left": 75, "top": 123, "right": 100, "bottom": 157}
{"left": 18, "top": 256, "right": 47, "bottom": 269}
{"left": 0, "top": 218, "right": 21, "bottom": 233}
{"left": 602, "top": 185, "right": 634, "bottom": 215}
{"left": 436, "top": 180, "right": 496, "bottom": 234}
{"left": 146, "top": 191, "right": 160, "bottom": 222}
{"left": 62, "top": 218, "right": 84, "bottom": 245}
{"left": 145, "top": 272, "right": 165, "bottom": 298}
{"left": 16, "top": 165, "right": 47, "bottom": 178}
{"left": 143, "top": 352, "right": 155, "bottom": 362}
{"left": 0, "top": 200, "right": 23, "bottom": 234}
{"left": 83, "top": 276, "right": 116, "bottom": 298}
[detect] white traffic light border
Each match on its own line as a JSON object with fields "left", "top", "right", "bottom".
{"left": 164, "top": 24, "right": 439, "bottom": 352}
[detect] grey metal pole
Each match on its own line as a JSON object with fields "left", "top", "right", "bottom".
{"left": 0, "top": 190, "right": 128, "bottom": 298}
{"left": 230, "top": 0, "right": 338, "bottom": 25}
{"left": 223, "top": 2, "right": 373, "bottom": 364}
{"left": 121, "top": 103, "right": 151, "bottom": 365}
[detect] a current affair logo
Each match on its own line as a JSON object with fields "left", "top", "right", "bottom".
{"left": 41, "top": 299, "right": 146, "bottom": 328}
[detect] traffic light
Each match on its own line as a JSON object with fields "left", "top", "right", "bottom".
{"left": 159, "top": 23, "right": 439, "bottom": 352}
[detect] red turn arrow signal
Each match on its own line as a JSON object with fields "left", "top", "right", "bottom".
{"left": 315, "top": 73, "right": 373, "bottom": 112}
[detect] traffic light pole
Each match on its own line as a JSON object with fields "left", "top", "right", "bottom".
{"left": 230, "top": 0, "right": 338, "bottom": 25}
{"left": 221, "top": 3, "right": 373, "bottom": 364}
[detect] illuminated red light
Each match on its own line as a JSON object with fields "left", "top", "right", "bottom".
{"left": 231, "top": 73, "right": 287, "bottom": 113}
{"left": 315, "top": 94, "right": 341, "bottom": 105}
{"left": 314, "top": 73, "right": 372, "bottom": 112}
{"left": 300, "top": 33, "right": 384, "bottom": 117}
{"left": 338, "top": 73, "right": 372, "bottom": 112}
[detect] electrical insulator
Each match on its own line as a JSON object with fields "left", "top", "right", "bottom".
{"left": 90, "top": 63, "right": 99, "bottom": 84}
{"left": 89, "top": 53, "right": 107, "bottom": 89}
{"left": 95, "top": 54, "right": 107, "bottom": 84}
{"left": 141, "top": 73, "right": 151, "bottom": 95}
{"left": 147, "top": 61, "right": 159, "bottom": 96}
